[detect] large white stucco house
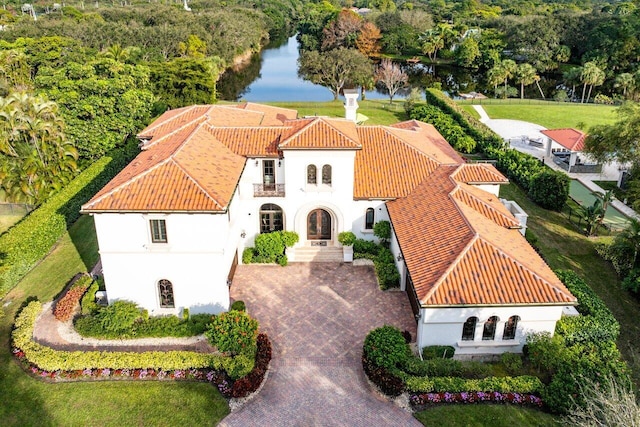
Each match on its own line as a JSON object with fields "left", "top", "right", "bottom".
{"left": 81, "top": 101, "right": 576, "bottom": 356}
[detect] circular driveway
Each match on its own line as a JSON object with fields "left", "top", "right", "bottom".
{"left": 221, "top": 262, "right": 420, "bottom": 427}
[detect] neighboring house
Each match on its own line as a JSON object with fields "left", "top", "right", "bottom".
{"left": 542, "top": 128, "right": 601, "bottom": 173}
{"left": 82, "top": 101, "right": 577, "bottom": 357}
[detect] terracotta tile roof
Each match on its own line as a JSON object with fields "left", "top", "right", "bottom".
{"left": 354, "top": 126, "right": 440, "bottom": 199}
{"left": 390, "top": 120, "right": 464, "bottom": 164}
{"left": 82, "top": 124, "right": 245, "bottom": 212}
{"left": 541, "top": 128, "right": 586, "bottom": 151}
{"left": 388, "top": 165, "right": 576, "bottom": 306}
{"left": 234, "top": 102, "right": 298, "bottom": 125}
{"left": 209, "top": 126, "right": 284, "bottom": 157}
{"left": 451, "top": 185, "right": 520, "bottom": 228}
{"left": 279, "top": 117, "right": 361, "bottom": 150}
{"left": 452, "top": 163, "right": 509, "bottom": 184}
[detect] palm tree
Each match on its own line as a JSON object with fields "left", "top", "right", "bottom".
{"left": 514, "top": 63, "right": 539, "bottom": 99}
{"left": 614, "top": 73, "right": 634, "bottom": 99}
{"left": 582, "top": 199, "right": 603, "bottom": 236}
{"left": 593, "top": 190, "right": 615, "bottom": 229}
{"left": 563, "top": 67, "right": 581, "bottom": 101}
{"left": 0, "top": 92, "right": 78, "bottom": 204}
{"left": 580, "top": 62, "right": 605, "bottom": 104}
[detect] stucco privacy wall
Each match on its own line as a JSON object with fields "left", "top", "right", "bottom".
{"left": 417, "top": 305, "right": 565, "bottom": 356}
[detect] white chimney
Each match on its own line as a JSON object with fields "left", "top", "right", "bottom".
{"left": 343, "top": 89, "right": 359, "bottom": 122}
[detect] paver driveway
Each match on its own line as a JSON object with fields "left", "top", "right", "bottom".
{"left": 221, "top": 262, "right": 421, "bottom": 427}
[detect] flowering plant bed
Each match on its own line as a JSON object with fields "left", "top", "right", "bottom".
{"left": 410, "top": 391, "right": 543, "bottom": 409}
{"left": 12, "top": 301, "right": 272, "bottom": 399}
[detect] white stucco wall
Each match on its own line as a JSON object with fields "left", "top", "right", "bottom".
{"left": 417, "top": 305, "right": 566, "bottom": 356}
{"left": 472, "top": 184, "right": 500, "bottom": 197}
{"left": 94, "top": 212, "right": 236, "bottom": 315}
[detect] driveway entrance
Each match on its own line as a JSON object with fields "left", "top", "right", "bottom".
{"left": 221, "top": 262, "right": 420, "bottom": 426}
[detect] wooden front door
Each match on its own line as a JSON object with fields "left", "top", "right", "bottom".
{"left": 307, "top": 209, "right": 331, "bottom": 240}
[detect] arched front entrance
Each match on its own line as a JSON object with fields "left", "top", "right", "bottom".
{"left": 307, "top": 209, "right": 331, "bottom": 240}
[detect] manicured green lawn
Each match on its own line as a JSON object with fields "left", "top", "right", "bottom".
{"left": 0, "top": 215, "right": 229, "bottom": 426}
{"left": 458, "top": 100, "right": 617, "bottom": 131}
{"left": 500, "top": 184, "right": 640, "bottom": 388}
{"left": 415, "top": 404, "right": 560, "bottom": 426}
{"left": 269, "top": 99, "right": 408, "bottom": 125}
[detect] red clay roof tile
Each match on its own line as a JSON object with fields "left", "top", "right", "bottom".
{"left": 541, "top": 128, "right": 586, "bottom": 151}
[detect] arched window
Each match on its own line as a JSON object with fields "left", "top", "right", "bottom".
{"left": 322, "top": 164, "right": 332, "bottom": 185}
{"left": 365, "top": 208, "right": 375, "bottom": 230}
{"left": 482, "top": 316, "right": 499, "bottom": 340}
{"left": 260, "top": 203, "right": 284, "bottom": 233}
{"left": 461, "top": 316, "right": 477, "bottom": 341}
{"left": 158, "top": 279, "right": 175, "bottom": 308}
{"left": 307, "top": 165, "right": 317, "bottom": 184}
{"left": 503, "top": 315, "right": 520, "bottom": 340}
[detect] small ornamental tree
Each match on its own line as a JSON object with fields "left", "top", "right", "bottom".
{"left": 373, "top": 220, "right": 391, "bottom": 247}
{"left": 527, "top": 169, "right": 569, "bottom": 211}
{"left": 205, "top": 311, "right": 259, "bottom": 356}
{"left": 363, "top": 325, "right": 410, "bottom": 370}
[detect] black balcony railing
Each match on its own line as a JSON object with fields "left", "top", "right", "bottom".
{"left": 253, "top": 183, "right": 285, "bottom": 197}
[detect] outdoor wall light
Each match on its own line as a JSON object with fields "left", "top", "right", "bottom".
{"left": 278, "top": 159, "right": 282, "bottom": 167}
{"left": 240, "top": 230, "right": 246, "bottom": 238}
{"left": 255, "top": 160, "right": 259, "bottom": 166}
{"left": 397, "top": 254, "right": 404, "bottom": 261}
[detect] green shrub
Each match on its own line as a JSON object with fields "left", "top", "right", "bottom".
{"left": 13, "top": 301, "right": 252, "bottom": 378}
{"left": 555, "top": 270, "right": 619, "bottom": 344}
{"left": 400, "top": 357, "right": 462, "bottom": 377}
{"left": 460, "top": 361, "right": 492, "bottom": 379}
{"left": 595, "top": 240, "right": 635, "bottom": 276}
{"left": 250, "top": 230, "right": 299, "bottom": 265}
{"left": 182, "top": 307, "right": 189, "bottom": 319}
{"left": 373, "top": 220, "right": 391, "bottom": 246}
{"left": 363, "top": 325, "right": 410, "bottom": 370}
{"left": 54, "top": 275, "right": 93, "bottom": 321}
{"left": 97, "top": 300, "right": 146, "bottom": 334}
{"left": 80, "top": 278, "right": 100, "bottom": 315}
{"left": 406, "top": 375, "right": 543, "bottom": 394}
{"left": 205, "top": 311, "right": 258, "bottom": 356}
{"left": 621, "top": 268, "right": 640, "bottom": 293}
{"left": 500, "top": 352, "right": 523, "bottom": 375}
{"left": 0, "top": 139, "right": 138, "bottom": 298}
{"left": 242, "top": 247, "right": 255, "bottom": 264}
{"left": 528, "top": 170, "right": 570, "bottom": 211}
{"left": 338, "top": 231, "right": 357, "bottom": 246}
{"left": 230, "top": 300, "right": 246, "bottom": 312}
{"left": 374, "top": 247, "right": 400, "bottom": 289}
{"left": 353, "top": 239, "right": 379, "bottom": 256}
{"left": 422, "top": 345, "right": 455, "bottom": 359}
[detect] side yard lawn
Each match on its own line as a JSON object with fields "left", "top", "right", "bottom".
{"left": 499, "top": 183, "right": 640, "bottom": 388}
{"left": 415, "top": 404, "right": 560, "bottom": 426}
{"left": 0, "top": 215, "right": 229, "bottom": 426}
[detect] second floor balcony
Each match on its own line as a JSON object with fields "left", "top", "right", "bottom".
{"left": 253, "top": 183, "right": 285, "bottom": 197}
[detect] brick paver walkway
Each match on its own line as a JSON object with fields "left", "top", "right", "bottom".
{"left": 221, "top": 263, "right": 421, "bottom": 427}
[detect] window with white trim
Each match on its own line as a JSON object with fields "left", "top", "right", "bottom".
{"left": 482, "top": 316, "right": 498, "bottom": 340}
{"left": 322, "top": 164, "right": 332, "bottom": 185}
{"left": 365, "top": 208, "right": 375, "bottom": 230}
{"left": 462, "top": 316, "right": 477, "bottom": 341}
{"left": 503, "top": 315, "right": 519, "bottom": 340}
{"left": 150, "top": 219, "right": 167, "bottom": 243}
{"left": 158, "top": 279, "right": 175, "bottom": 308}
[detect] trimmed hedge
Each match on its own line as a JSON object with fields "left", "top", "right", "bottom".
{"left": 13, "top": 301, "right": 253, "bottom": 379}
{"left": 405, "top": 375, "right": 544, "bottom": 394}
{"left": 554, "top": 270, "right": 620, "bottom": 344}
{"left": 80, "top": 279, "right": 100, "bottom": 315}
{"left": 422, "top": 345, "right": 455, "bottom": 360}
{"left": 53, "top": 275, "right": 93, "bottom": 321}
{"left": 243, "top": 230, "right": 299, "bottom": 265}
{"left": 229, "top": 333, "right": 272, "bottom": 398}
{"left": 0, "top": 140, "right": 139, "bottom": 298}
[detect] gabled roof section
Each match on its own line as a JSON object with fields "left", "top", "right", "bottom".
{"left": 82, "top": 124, "right": 245, "bottom": 212}
{"left": 388, "top": 165, "right": 576, "bottom": 307}
{"left": 541, "top": 128, "right": 586, "bottom": 152}
{"left": 354, "top": 126, "right": 440, "bottom": 199}
{"left": 389, "top": 120, "right": 464, "bottom": 164}
{"left": 452, "top": 163, "right": 508, "bottom": 185}
{"left": 234, "top": 102, "right": 298, "bottom": 125}
{"left": 451, "top": 185, "right": 520, "bottom": 228}
{"left": 278, "top": 117, "right": 361, "bottom": 150}
{"left": 209, "top": 126, "right": 285, "bottom": 157}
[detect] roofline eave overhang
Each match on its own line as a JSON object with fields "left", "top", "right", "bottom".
{"left": 277, "top": 146, "right": 362, "bottom": 151}
{"left": 80, "top": 209, "right": 226, "bottom": 215}
{"left": 419, "top": 301, "right": 578, "bottom": 309}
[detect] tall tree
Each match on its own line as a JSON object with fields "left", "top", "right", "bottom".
{"left": 419, "top": 23, "right": 456, "bottom": 62}
{"left": 298, "top": 48, "right": 373, "bottom": 100}
{"left": 563, "top": 67, "right": 582, "bottom": 101}
{"left": 580, "top": 62, "right": 605, "bottom": 103}
{"left": 614, "top": 73, "right": 635, "bottom": 99}
{"left": 584, "top": 101, "right": 640, "bottom": 166}
{"left": 321, "top": 9, "right": 362, "bottom": 51}
{"left": 375, "top": 58, "right": 408, "bottom": 104}
{"left": 514, "top": 63, "right": 538, "bottom": 99}
{"left": 355, "top": 22, "right": 382, "bottom": 58}
{"left": 0, "top": 92, "right": 78, "bottom": 204}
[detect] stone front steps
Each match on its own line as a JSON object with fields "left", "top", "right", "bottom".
{"left": 290, "top": 246, "right": 344, "bottom": 262}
